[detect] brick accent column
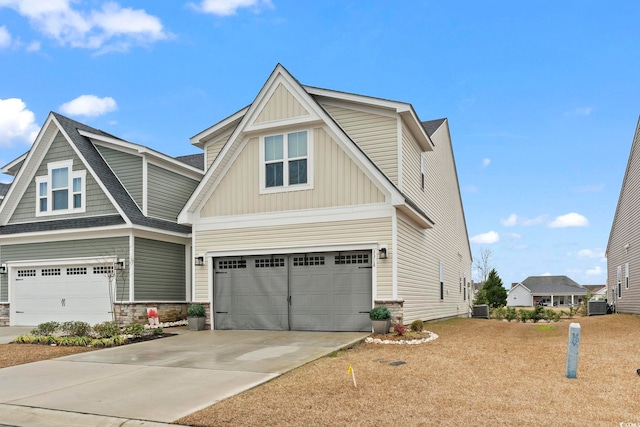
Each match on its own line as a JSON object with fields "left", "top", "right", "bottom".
{"left": 374, "top": 299, "right": 404, "bottom": 326}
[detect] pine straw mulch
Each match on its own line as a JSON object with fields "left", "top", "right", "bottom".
{"left": 178, "top": 314, "right": 640, "bottom": 427}
{"left": 0, "top": 344, "right": 96, "bottom": 368}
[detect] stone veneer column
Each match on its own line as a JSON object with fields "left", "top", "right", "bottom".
{"left": 374, "top": 299, "right": 404, "bottom": 326}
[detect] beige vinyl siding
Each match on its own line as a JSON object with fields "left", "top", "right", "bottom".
{"left": 401, "top": 125, "right": 429, "bottom": 210}
{"left": 205, "top": 125, "right": 235, "bottom": 169}
{"left": 9, "top": 132, "right": 118, "bottom": 224}
{"left": 396, "top": 122, "right": 471, "bottom": 323}
{"left": 607, "top": 121, "right": 640, "bottom": 314}
{"left": 133, "top": 237, "right": 186, "bottom": 301}
{"left": 255, "top": 83, "right": 310, "bottom": 124}
{"left": 0, "top": 237, "right": 129, "bottom": 302}
{"left": 200, "top": 128, "right": 386, "bottom": 217}
{"left": 193, "top": 217, "right": 393, "bottom": 301}
{"left": 96, "top": 145, "right": 143, "bottom": 209}
{"left": 322, "top": 103, "right": 398, "bottom": 185}
{"left": 147, "top": 164, "right": 199, "bottom": 222}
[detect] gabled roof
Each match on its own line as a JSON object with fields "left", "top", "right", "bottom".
{"left": 422, "top": 118, "right": 447, "bottom": 137}
{"left": 607, "top": 115, "right": 640, "bottom": 255}
{"left": 521, "top": 276, "right": 586, "bottom": 295}
{"left": 179, "top": 63, "right": 436, "bottom": 229}
{"left": 175, "top": 154, "right": 204, "bottom": 170}
{"left": 0, "top": 112, "right": 191, "bottom": 235}
{"left": 507, "top": 282, "right": 531, "bottom": 294}
{"left": 0, "top": 183, "right": 9, "bottom": 199}
{"left": 583, "top": 284, "right": 606, "bottom": 293}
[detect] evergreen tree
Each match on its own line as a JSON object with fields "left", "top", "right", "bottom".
{"left": 475, "top": 268, "right": 507, "bottom": 308}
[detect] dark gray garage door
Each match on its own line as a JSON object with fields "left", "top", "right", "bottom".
{"left": 213, "top": 251, "right": 372, "bottom": 332}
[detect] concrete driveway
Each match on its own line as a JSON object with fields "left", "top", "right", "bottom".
{"left": 0, "top": 329, "right": 368, "bottom": 425}
{"left": 0, "top": 326, "right": 32, "bottom": 344}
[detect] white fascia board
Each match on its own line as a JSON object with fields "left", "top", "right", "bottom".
{"left": 194, "top": 202, "right": 393, "bottom": 232}
{"left": 53, "top": 119, "right": 131, "bottom": 226}
{"left": 130, "top": 224, "right": 192, "bottom": 240}
{"left": 80, "top": 130, "right": 204, "bottom": 177}
{"left": 6, "top": 255, "right": 118, "bottom": 268}
{"left": 190, "top": 107, "right": 248, "bottom": 147}
{"left": 1, "top": 152, "right": 28, "bottom": 174}
{"left": 206, "top": 242, "right": 378, "bottom": 258}
{"left": 393, "top": 202, "right": 433, "bottom": 229}
{"left": 0, "top": 115, "right": 59, "bottom": 225}
{"left": 0, "top": 223, "right": 130, "bottom": 245}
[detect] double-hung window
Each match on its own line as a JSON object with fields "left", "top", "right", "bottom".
{"left": 260, "top": 130, "right": 313, "bottom": 193}
{"left": 35, "top": 160, "right": 86, "bottom": 216}
{"left": 625, "top": 263, "right": 629, "bottom": 290}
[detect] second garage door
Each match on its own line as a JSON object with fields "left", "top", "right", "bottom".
{"left": 213, "top": 251, "right": 372, "bottom": 332}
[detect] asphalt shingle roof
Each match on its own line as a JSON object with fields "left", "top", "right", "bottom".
{"left": 0, "top": 215, "right": 125, "bottom": 235}
{"left": 422, "top": 118, "right": 446, "bottom": 137}
{"left": 521, "top": 275, "right": 586, "bottom": 294}
{"left": 0, "top": 183, "right": 9, "bottom": 198}
{"left": 175, "top": 153, "right": 204, "bottom": 170}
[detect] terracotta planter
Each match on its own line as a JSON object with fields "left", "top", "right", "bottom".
{"left": 371, "top": 319, "right": 390, "bottom": 334}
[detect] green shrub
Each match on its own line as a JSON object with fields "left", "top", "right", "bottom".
{"left": 92, "top": 321, "right": 121, "bottom": 338}
{"left": 152, "top": 327, "right": 164, "bottom": 336}
{"left": 31, "top": 321, "right": 60, "bottom": 336}
{"left": 369, "top": 305, "right": 391, "bottom": 320}
{"left": 491, "top": 306, "right": 506, "bottom": 321}
{"left": 12, "top": 334, "right": 34, "bottom": 344}
{"left": 75, "top": 336, "right": 91, "bottom": 346}
{"left": 122, "top": 323, "right": 145, "bottom": 337}
{"left": 518, "top": 309, "right": 531, "bottom": 323}
{"left": 410, "top": 319, "right": 424, "bottom": 332}
{"left": 61, "top": 321, "right": 92, "bottom": 337}
{"left": 187, "top": 304, "right": 206, "bottom": 317}
{"left": 531, "top": 305, "right": 545, "bottom": 323}
{"left": 505, "top": 307, "right": 518, "bottom": 322}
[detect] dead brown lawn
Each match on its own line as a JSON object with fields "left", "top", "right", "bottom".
{"left": 0, "top": 343, "right": 95, "bottom": 368}
{"left": 179, "top": 314, "right": 640, "bottom": 427}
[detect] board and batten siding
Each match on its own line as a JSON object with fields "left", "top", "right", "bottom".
{"left": 133, "top": 237, "right": 186, "bottom": 301}
{"left": 322, "top": 103, "right": 399, "bottom": 185}
{"left": 0, "top": 237, "right": 130, "bottom": 302}
{"left": 254, "top": 83, "right": 310, "bottom": 124}
{"left": 193, "top": 217, "right": 393, "bottom": 302}
{"left": 9, "top": 132, "right": 118, "bottom": 224}
{"left": 95, "top": 145, "right": 143, "bottom": 209}
{"left": 146, "top": 164, "right": 199, "bottom": 222}
{"left": 607, "top": 122, "right": 640, "bottom": 314}
{"left": 205, "top": 125, "right": 235, "bottom": 169}
{"left": 200, "top": 128, "right": 386, "bottom": 217}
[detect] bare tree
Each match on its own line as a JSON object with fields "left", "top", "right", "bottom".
{"left": 474, "top": 248, "right": 493, "bottom": 285}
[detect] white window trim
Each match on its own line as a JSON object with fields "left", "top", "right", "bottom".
{"left": 617, "top": 265, "right": 622, "bottom": 298}
{"left": 259, "top": 129, "right": 314, "bottom": 194}
{"left": 35, "top": 160, "right": 87, "bottom": 217}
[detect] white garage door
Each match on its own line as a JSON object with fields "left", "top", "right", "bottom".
{"left": 11, "top": 264, "right": 113, "bottom": 326}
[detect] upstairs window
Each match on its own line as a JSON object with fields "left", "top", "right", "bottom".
{"left": 35, "top": 160, "right": 86, "bottom": 216}
{"left": 260, "top": 130, "right": 313, "bottom": 193}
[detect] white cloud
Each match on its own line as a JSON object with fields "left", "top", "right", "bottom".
{"left": 481, "top": 158, "right": 491, "bottom": 168}
{"left": 0, "top": 25, "right": 11, "bottom": 48}
{"left": 565, "top": 107, "right": 593, "bottom": 117}
{"left": 470, "top": 231, "right": 500, "bottom": 244}
{"left": 586, "top": 266, "right": 604, "bottom": 277}
{"left": 0, "top": 1, "right": 168, "bottom": 52}
{"left": 26, "top": 40, "right": 40, "bottom": 51}
{"left": 0, "top": 98, "right": 40, "bottom": 147}
{"left": 548, "top": 212, "right": 589, "bottom": 228}
{"left": 193, "top": 0, "right": 273, "bottom": 16}
{"left": 576, "top": 249, "right": 604, "bottom": 259}
{"left": 541, "top": 272, "right": 551, "bottom": 276}
{"left": 501, "top": 213, "right": 547, "bottom": 227}
{"left": 60, "top": 95, "right": 117, "bottom": 117}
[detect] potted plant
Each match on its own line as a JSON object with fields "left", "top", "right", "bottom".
{"left": 187, "top": 304, "right": 206, "bottom": 331}
{"left": 370, "top": 305, "right": 391, "bottom": 334}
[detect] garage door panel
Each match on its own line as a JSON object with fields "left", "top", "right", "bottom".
{"left": 12, "top": 265, "right": 112, "bottom": 326}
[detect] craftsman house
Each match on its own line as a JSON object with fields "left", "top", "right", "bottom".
{"left": 0, "top": 113, "right": 203, "bottom": 326}
{"left": 507, "top": 276, "right": 587, "bottom": 307}
{"left": 178, "top": 64, "right": 472, "bottom": 331}
{"left": 607, "top": 116, "right": 640, "bottom": 314}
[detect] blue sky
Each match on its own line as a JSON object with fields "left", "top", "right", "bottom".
{"left": 1, "top": 0, "right": 638, "bottom": 287}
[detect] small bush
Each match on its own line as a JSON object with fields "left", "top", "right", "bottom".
{"left": 410, "top": 319, "right": 424, "bottom": 332}
{"left": 61, "top": 321, "right": 92, "bottom": 337}
{"left": 505, "top": 307, "right": 518, "bottom": 322}
{"left": 188, "top": 304, "right": 206, "bottom": 318}
{"left": 491, "top": 307, "right": 506, "bottom": 321}
{"left": 12, "top": 334, "right": 34, "bottom": 344}
{"left": 31, "top": 321, "right": 60, "bottom": 336}
{"left": 152, "top": 327, "right": 164, "bottom": 336}
{"left": 92, "top": 321, "right": 121, "bottom": 338}
{"left": 369, "top": 305, "right": 391, "bottom": 320}
{"left": 531, "top": 305, "right": 545, "bottom": 323}
{"left": 518, "top": 309, "right": 531, "bottom": 323}
{"left": 122, "top": 323, "right": 145, "bottom": 337}
{"left": 393, "top": 323, "right": 407, "bottom": 336}
{"left": 75, "top": 336, "right": 91, "bottom": 346}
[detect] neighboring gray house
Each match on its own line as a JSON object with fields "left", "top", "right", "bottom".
{"left": 507, "top": 276, "right": 587, "bottom": 307}
{"left": 607, "top": 116, "right": 640, "bottom": 314}
{"left": 0, "top": 112, "right": 204, "bottom": 326}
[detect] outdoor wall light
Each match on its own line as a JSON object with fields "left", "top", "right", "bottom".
{"left": 115, "top": 259, "right": 126, "bottom": 270}
{"left": 0, "top": 264, "right": 6, "bottom": 275}
{"left": 195, "top": 255, "right": 205, "bottom": 266}
{"left": 379, "top": 246, "right": 388, "bottom": 259}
